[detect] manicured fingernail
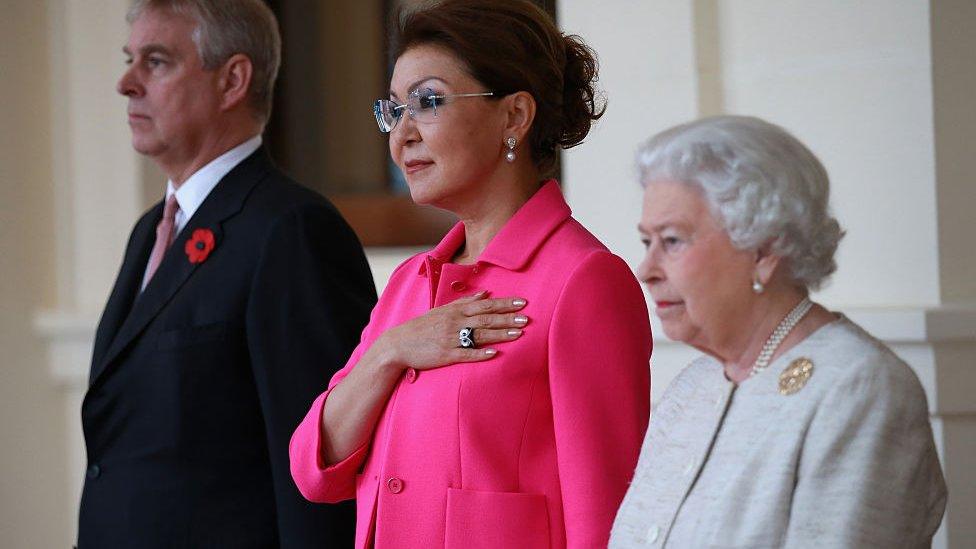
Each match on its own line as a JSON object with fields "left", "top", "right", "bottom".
{"left": 514, "top": 315, "right": 528, "bottom": 325}
{"left": 507, "top": 329, "right": 522, "bottom": 337}
{"left": 512, "top": 298, "right": 527, "bottom": 307}
{"left": 484, "top": 349, "right": 497, "bottom": 356}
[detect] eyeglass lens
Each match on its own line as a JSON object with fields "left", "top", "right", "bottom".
{"left": 373, "top": 88, "right": 441, "bottom": 133}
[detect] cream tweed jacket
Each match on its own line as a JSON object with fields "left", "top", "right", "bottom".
{"left": 610, "top": 317, "right": 947, "bottom": 548}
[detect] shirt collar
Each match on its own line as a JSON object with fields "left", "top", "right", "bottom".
{"left": 423, "top": 179, "right": 571, "bottom": 273}
{"left": 165, "top": 134, "right": 263, "bottom": 221}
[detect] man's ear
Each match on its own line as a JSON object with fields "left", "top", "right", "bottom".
{"left": 218, "top": 53, "right": 254, "bottom": 112}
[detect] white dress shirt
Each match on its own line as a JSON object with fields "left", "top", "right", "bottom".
{"left": 140, "top": 135, "right": 262, "bottom": 290}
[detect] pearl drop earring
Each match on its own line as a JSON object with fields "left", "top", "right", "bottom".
{"left": 505, "top": 136, "right": 517, "bottom": 163}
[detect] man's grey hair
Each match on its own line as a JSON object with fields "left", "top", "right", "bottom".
{"left": 128, "top": 0, "right": 281, "bottom": 123}
{"left": 637, "top": 115, "right": 845, "bottom": 291}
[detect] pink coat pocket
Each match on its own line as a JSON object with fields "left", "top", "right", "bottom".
{"left": 445, "top": 487, "right": 550, "bottom": 548}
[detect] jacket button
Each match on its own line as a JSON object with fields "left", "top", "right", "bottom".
{"left": 387, "top": 477, "right": 404, "bottom": 494}
{"left": 450, "top": 280, "right": 467, "bottom": 292}
{"left": 86, "top": 464, "right": 101, "bottom": 479}
{"left": 405, "top": 368, "right": 418, "bottom": 383}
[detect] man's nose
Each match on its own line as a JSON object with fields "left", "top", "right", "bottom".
{"left": 116, "top": 66, "right": 142, "bottom": 97}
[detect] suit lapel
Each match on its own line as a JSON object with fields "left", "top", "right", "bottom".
{"left": 89, "top": 202, "right": 162, "bottom": 377}
{"left": 90, "top": 148, "right": 273, "bottom": 386}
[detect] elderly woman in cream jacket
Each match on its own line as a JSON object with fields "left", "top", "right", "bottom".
{"left": 611, "top": 115, "right": 947, "bottom": 548}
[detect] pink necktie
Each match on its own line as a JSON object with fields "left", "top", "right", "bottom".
{"left": 144, "top": 194, "right": 180, "bottom": 288}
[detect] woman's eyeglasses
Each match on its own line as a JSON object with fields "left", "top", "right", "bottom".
{"left": 373, "top": 87, "right": 494, "bottom": 133}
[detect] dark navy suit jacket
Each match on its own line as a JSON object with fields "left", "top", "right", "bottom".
{"left": 79, "top": 147, "right": 375, "bottom": 548}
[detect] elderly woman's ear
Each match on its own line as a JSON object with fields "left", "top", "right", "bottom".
{"left": 753, "top": 244, "right": 783, "bottom": 290}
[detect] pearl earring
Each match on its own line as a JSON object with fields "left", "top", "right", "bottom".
{"left": 752, "top": 277, "right": 764, "bottom": 294}
{"left": 505, "top": 136, "right": 517, "bottom": 163}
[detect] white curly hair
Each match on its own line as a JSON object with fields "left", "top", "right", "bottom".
{"left": 637, "top": 115, "right": 844, "bottom": 290}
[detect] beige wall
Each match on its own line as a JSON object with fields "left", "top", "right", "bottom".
{"left": 717, "top": 1, "right": 939, "bottom": 308}
{"left": 0, "top": 2, "right": 69, "bottom": 548}
{"left": 565, "top": 0, "right": 943, "bottom": 309}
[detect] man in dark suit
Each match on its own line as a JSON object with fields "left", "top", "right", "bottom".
{"left": 78, "top": 1, "right": 375, "bottom": 547}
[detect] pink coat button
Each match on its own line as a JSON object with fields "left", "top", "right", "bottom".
{"left": 405, "top": 368, "right": 418, "bottom": 383}
{"left": 450, "top": 280, "right": 467, "bottom": 292}
{"left": 387, "top": 477, "right": 404, "bottom": 494}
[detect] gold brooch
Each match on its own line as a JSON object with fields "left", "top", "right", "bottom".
{"left": 779, "top": 358, "right": 814, "bottom": 395}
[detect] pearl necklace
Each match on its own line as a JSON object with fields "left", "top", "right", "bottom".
{"left": 749, "top": 297, "right": 814, "bottom": 377}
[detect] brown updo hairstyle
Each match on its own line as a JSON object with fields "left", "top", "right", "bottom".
{"left": 393, "top": 0, "right": 605, "bottom": 176}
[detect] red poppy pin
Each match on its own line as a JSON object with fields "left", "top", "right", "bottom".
{"left": 185, "top": 228, "right": 215, "bottom": 264}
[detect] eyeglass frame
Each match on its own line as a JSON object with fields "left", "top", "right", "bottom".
{"left": 373, "top": 87, "right": 496, "bottom": 133}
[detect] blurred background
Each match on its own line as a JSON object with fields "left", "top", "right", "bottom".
{"left": 1, "top": 0, "right": 973, "bottom": 547}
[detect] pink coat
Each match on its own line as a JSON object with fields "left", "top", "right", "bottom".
{"left": 290, "top": 181, "right": 651, "bottom": 548}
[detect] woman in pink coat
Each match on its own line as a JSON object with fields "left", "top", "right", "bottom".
{"left": 289, "top": 1, "right": 651, "bottom": 547}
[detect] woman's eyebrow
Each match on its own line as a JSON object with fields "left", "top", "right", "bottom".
{"left": 389, "top": 76, "right": 449, "bottom": 98}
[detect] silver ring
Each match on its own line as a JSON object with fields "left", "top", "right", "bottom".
{"left": 458, "top": 327, "right": 476, "bottom": 349}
